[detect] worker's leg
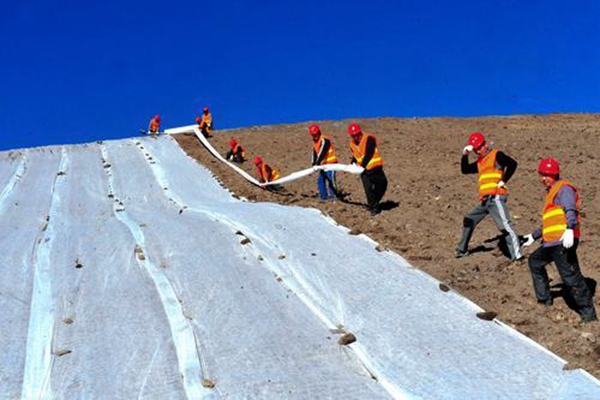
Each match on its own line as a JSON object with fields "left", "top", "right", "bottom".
{"left": 456, "top": 201, "right": 489, "bottom": 253}
{"left": 324, "top": 170, "right": 338, "bottom": 199}
{"left": 371, "top": 168, "right": 388, "bottom": 207}
{"left": 527, "top": 245, "right": 553, "bottom": 303}
{"left": 489, "top": 195, "right": 523, "bottom": 260}
{"left": 553, "top": 242, "right": 597, "bottom": 319}
{"left": 361, "top": 173, "right": 376, "bottom": 210}
{"left": 317, "top": 171, "right": 328, "bottom": 200}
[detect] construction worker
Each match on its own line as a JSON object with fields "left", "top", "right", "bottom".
{"left": 196, "top": 107, "right": 213, "bottom": 137}
{"left": 225, "top": 138, "right": 245, "bottom": 163}
{"left": 148, "top": 115, "right": 161, "bottom": 134}
{"left": 348, "top": 123, "right": 387, "bottom": 215}
{"left": 521, "top": 157, "right": 597, "bottom": 323}
{"left": 253, "top": 156, "right": 282, "bottom": 191}
{"left": 456, "top": 132, "right": 523, "bottom": 261}
{"left": 309, "top": 124, "right": 338, "bottom": 201}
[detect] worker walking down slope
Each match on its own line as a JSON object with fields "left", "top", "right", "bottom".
{"left": 348, "top": 123, "right": 387, "bottom": 215}
{"left": 253, "top": 156, "right": 283, "bottom": 192}
{"left": 196, "top": 107, "right": 213, "bottom": 137}
{"left": 309, "top": 124, "right": 339, "bottom": 201}
{"left": 226, "top": 138, "right": 245, "bottom": 163}
{"left": 521, "top": 157, "right": 597, "bottom": 323}
{"left": 456, "top": 132, "right": 523, "bottom": 261}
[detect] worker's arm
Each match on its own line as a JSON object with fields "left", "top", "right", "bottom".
{"left": 532, "top": 226, "right": 543, "bottom": 241}
{"left": 461, "top": 155, "right": 478, "bottom": 174}
{"left": 555, "top": 186, "right": 579, "bottom": 229}
{"left": 265, "top": 165, "right": 274, "bottom": 182}
{"left": 496, "top": 151, "right": 518, "bottom": 183}
{"left": 313, "top": 138, "right": 330, "bottom": 166}
{"left": 360, "top": 136, "right": 376, "bottom": 168}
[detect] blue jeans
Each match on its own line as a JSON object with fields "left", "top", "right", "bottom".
{"left": 317, "top": 170, "right": 337, "bottom": 200}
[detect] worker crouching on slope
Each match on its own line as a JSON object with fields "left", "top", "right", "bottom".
{"left": 309, "top": 124, "right": 339, "bottom": 201}
{"left": 196, "top": 107, "right": 213, "bottom": 137}
{"left": 456, "top": 132, "right": 523, "bottom": 262}
{"left": 226, "top": 138, "right": 245, "bottom": 163}
{"left": 521, "top": 157, "right": 597, "bottom": 323}
{"left": 148, "top": 115, "right": 161, "bottom": 134}
{"left": 348, "top": 123, "right": 387, "bottom": 215}
{"left": 253, "top": 156, "right": 283, "bottom": 192}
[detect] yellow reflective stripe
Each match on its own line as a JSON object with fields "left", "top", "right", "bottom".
{"left": 369, "top": 156, "right": 382, "bottom": 164}
{"left": 325, "top": 155, "right": 337, "bottom": 163}
{"left": 543, "top": 224, "right": 567, "bottom": 234}
{"left": 479, "top": 172, "right": 502, "bottom": 182}
{"left": 480, "top": 183, "right": 498, "bottom": 190}
{"left": 543, "top": 209, "right": 564, "bottom": 220}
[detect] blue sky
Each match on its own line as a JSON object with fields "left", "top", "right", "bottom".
{"left": 1, "top": 0, "right": 599, "bottom": 151}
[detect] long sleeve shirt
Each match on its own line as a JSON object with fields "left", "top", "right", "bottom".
{"left": 461, "top": 150, "right": 518, "bottom": 183}
{"left": 532, "top": 184, "right": 579, "bottom": 246}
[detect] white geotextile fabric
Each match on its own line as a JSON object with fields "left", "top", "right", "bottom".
{"left": 1, "top": 136, "right": 599, "bottom": 399}
{"left": 174, "top": 127, "right": 363, "bottom": 187}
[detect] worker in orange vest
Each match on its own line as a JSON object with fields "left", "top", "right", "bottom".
{"left": 521, "top": 157, "right": 597, "bottom": 323}
{"left": 195, "top": 107, "right": 213, "bottom": 137}
{"left": 309, "top": 124, "right": 339, "bottom": 201}
{"left": 253, "top": 156, "right": 282, "bottom": 191}
{"left": 147, "top": 115, "right": 161, "bottom": 135}
{"left": 225, "top": 138, "right": 245, "bottom": 163}
{"left": 348, "top": 123, "right": 387, "bottom": 215}
{"left": 456, "top": 132, "right": 523, "bottom": 262}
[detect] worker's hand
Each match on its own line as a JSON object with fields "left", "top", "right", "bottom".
{"left": 521, "top": 234, "right": 535, "bottom": 247}
{"left": 462, "top": 145, "right": 474, "bottom": 155}
{"left": 312, "top": 165, "right": 319, "bottom": 172}
{"left": 561, "top": 229, "right": 574, "bottom": 249}
{"left": 497, "top": 181, "right": 506, "bottom": 189}
{"left": 347, "top": 164, "right": 364, "bottom": 174}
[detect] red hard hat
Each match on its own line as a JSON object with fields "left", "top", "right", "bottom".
{"left": 348, "top": 123, "right": 362, "bottom": 136}
{"left": 468, "top": 132, "right": 485, "bottom": 149}
{"left": 203, "top": 107, "right": 209, "bottom": 112}
{"left": 538, "top": 157, "right": 560, "bottom": 176}
{"left": 309, "top": 124, "right": 321, "bottom": 136}
{"left": 253, "top": 156, "right": 262, "bottom": 165}
{"left": 154, "top": 115, "right": 161, "bottom": 122}
{"left": 229, "top": 138, "right": 237, "bottom": 147}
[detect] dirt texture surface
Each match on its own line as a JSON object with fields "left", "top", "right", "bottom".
{"left": 174, "top": 114, "right": 600, "bottom": 377}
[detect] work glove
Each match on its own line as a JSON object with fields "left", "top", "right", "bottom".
{"left": 312, "top": 165, "right": 319, "bottom": 172}
{"left": 462, "top": 145, "right": 473, "bottom": 155}
{"left": 347, "top": 164, "right": 365, "bottom": 174}
{"left": 497, "top": 181, "right": 506, "bottom": 189}
{"left": 521, "top": 234, "right": 535, "bottom": 247}
{"left": 561, "top": 229, "right": 574, "bottom": 249}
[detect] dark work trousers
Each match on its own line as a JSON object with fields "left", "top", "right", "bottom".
{"left": 456, "top": 195, "right": 522, "bottom": 260}
{"left": 317, "top": 170, "right": 337, "bottom": 200}
{"left": 361, "top": 167, "right": 388, "bottom": 212}
{"left": 528, "top": 241, "right": 596, "bottom": 318}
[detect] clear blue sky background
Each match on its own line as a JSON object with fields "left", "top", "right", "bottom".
{"left": 1, "top": 0, "right": 599, "bottom": 151}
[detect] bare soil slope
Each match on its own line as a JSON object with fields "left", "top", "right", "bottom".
{"left": 175, "top": 114, "right": 600, "bottom": 377}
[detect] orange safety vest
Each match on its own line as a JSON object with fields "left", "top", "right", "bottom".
{"left": 542, "top": 180, "right": 581, "bottom": 242}
{"left": 477, "top": 149, "right": 508, "bottom": 200}
{"left": 234, "top": 144, "right": 245, "bottom": 158}
{"left": 201, "top": 113, "right": 212, "bottom": 127}
{"left": 349, "top": 134, "right": 383, "bottom": 170}
{"left": 258, "top": 163, "right": 280, "bottom": 183}
{"left": 149, "top": 119, "right": 160, "bottom": 132}
{"left": 313, "top": 136, "right": 338, "bottom": 165}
